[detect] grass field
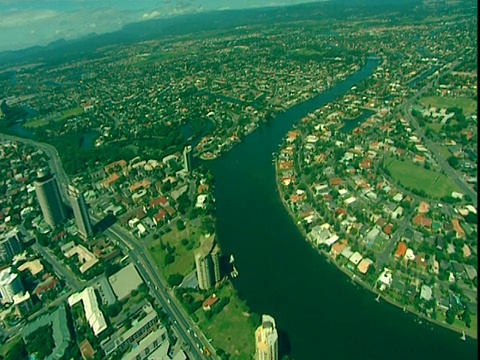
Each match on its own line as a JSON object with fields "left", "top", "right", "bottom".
{"left": 385, "top": 156, "right": 460, "bottom": 198}
{"left": 196, "top": 283, "right": 256, "bottom": 360}
{"left": 148, "top": 220, "right": 203, "bottom": 278}
{"left": 436, "top": 145, "right": 453, "bottom": 162}
{"left": 25, "top": 106, "right": 84, "bottom": 128}
{"left": 419, "top": 96, "right": 477, "bottom": 116}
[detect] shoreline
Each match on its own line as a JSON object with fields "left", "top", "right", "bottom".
{"left": 274, "top": 160, "right": 477, "bottom": 340}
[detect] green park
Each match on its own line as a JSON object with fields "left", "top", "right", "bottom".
{"left": 384, "top": 156, "right": 460, "bottom": 199}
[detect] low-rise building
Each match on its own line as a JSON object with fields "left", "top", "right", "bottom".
{"left": 108, "top": 263, "right": 144, "bottom": 301}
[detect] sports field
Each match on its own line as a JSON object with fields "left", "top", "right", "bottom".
{"left": 419, "top": 96, "right": 477, "bottom": 116}
{"left": 25, "top": 107, "right": 84, "bottom": 128}
{"left": 385, "top": 157, "right": 460, "bottom": 198}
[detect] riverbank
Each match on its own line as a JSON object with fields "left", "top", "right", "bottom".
{"left": 274, "top": 159, "right": 477, "bottom": 340}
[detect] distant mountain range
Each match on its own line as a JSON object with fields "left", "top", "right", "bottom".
{"left": 0, "top": 0, "right": 467, "bottom": 68}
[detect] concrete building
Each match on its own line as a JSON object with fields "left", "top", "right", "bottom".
{"left": 0, "top": 227, "right": 23, "bottom": 263}
{"left": 34, "top": 169, "right": 66, "bottom": 228}
{"left": 21, "top": 304, "right": 71, "bottom": 360}
{"left": 102, "top": 304, "right": 159, "bottom": 355}
{"left": 13, "top": 291, "right": 33, "bottom": 316}
{"left": 255, "top": 314, "right": 278, "bottom": 360}
{"left": 108, "top": 263, "right": 144, "bottom": 300}
{"left": 194, "top": 234, "right": 221, "bottom": 290}
{"left": 68, "top": 185, "right": 93, "bottom": 239}
{"left": 0, "top": 267, "right": 24, "bottom": 303}
{"left": 182, "top": 145, "right": 193, "bottom": 173}
{"left": 211, "top": 244, "right": 221, "bottom": 285}
{"left": 122, "top": 326, "right": 168, "bottom": 360}
{"left": 68, "top": 287, "right": 107, "bottom": 336}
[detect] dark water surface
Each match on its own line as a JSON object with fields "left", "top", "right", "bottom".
{"left": 207, "top": 59, "right": 478, "bottom": 360}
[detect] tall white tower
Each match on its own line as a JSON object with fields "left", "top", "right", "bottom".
{"left": 34, "top": 169, "right": 66, "bottom": 228}
{"left": 255, "top": 314, "right": 279, "bottom": 360}
{"left": 68, "top": 185, "right": 93, "bottom": 239}
{"left": 183, "top": 145, "right": 193, "bottom": 173}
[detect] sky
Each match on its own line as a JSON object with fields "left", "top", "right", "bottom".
{"left": 0, "top": 0, "right": 322, "bottom": 52}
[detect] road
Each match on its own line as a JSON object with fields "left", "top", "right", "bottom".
{"left": 95, "top": 217, "right": 217, "bottom": 359}
{"left": 0, "top": 132, "right": 217, "bottom": 359}
{"left": 376, "top": 210, "right": 416, "bottom": 269}
{"left": 31, "top": 243, "right": 83, "bottom": 292}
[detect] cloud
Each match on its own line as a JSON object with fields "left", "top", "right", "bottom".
{"left": 142, "top": 10, "right": 162, "bottom": 20}
{"left": 0, "top": 9, "right": 58, "bottom": 29}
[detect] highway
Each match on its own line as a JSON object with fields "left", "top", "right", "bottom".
{"left": 0, "top": 132, "right": 217, "bottom": 359}
{"left": 95, "top": 218, "right": 217, "bottom": 360}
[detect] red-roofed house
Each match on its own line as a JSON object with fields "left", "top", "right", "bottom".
{"left": 330, "top": 240, "right": 348, "bottom": 259}
{"left": 395, "top": 242, "right": 407, "bottom": 258}
{"left": 153, "top": 209, "right": 167, "bottom": 225}
{"left": 202, "top": 295, "right": 220, "bottom": 311}
{"left": 452, "top": 219, "right": 466, "bottom": 239}
{"left": 383, "top": 224, "right": 393, "bottom": 237}
{"left": 418, "top": 201, "right": 430, "bottom": 214}
{"left": 360, "top": 158, "right": 373, "bottom": 169}
{"left": 329, "top": 178, "right": 343, "bottom": 186}
{"left": 150, "top": 196, "right": 169, "bottom": 208}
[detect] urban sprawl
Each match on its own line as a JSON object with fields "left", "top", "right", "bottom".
{"left": 0, "top": 1, "right": 477, "bottom": 360}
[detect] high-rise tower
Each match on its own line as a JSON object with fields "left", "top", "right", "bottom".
{"left": 68, "top": 185, "right": 93, "bottom": 239}
{"left": 183, "top": 145, "right": 193, "bottom": 173}
{"left": 0, "top": 228, "right": 22, "bottom": 263}
{"left": 255, "top": 314, "right": 279, "bottom": 360}
{"left": 194, "top": 234, "right": 221, "bottom": 290}
{"left": 34, "top": 169, "right": 66, "bottom": 228}
{"left": 195, "top": 252, "right": 213, "bottom": 290}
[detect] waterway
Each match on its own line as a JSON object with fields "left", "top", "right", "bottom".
{"left": 340, "top": 109, "right": 375, "bottom": 133}
{"left": 207, "top": 58, "right": 477, "bottom": 359}
{"left": 80, "top": 130, "right": 100, "bottom": 150}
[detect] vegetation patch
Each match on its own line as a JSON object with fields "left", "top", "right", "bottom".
{"left": 25, "top": 106, "right": 84, "bottom": 128}
{"left": 419, "top": 96, "right": 477, "bottom": 116}
{"left": 384, "top": 156, "right": 460, "bottom": 199}
{"left": 0, "top": 336, "right": 25, "bottom": 360}
{"left": 148, "top": 220, "right": 203, "bottom": 278}
{"left": 196, "top": 283, "right": 256, "bottom": 360}
{"left": 26, "top": 325, "right": 55, "bottom": 359}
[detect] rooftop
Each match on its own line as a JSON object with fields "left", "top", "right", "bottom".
{"left": 108, "top": 262, "right": 144, "bottom": 300}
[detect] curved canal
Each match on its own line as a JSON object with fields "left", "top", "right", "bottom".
{"left": 207, "top": 58, "right": 478, "bottom": 360}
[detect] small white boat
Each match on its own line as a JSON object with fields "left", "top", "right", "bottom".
{"left": 229, "top": 254, "right": 235, "bottom": 264}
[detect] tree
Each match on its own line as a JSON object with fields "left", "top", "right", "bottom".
{"left": 168, "top": 273, "right": 184, "bottom": 287}
{"left": 447, "top": 156, "right": 459, "bottom": 169}
{"left": 446, "top": 307, "right": 456, "bottom": 325}
{"left": 122, "top": 318, "right": 132, "bottom": 330}
{"left": 5, "top": 340, "right": 27, "bottom": 360}
{"left": 105, "top": 302, "right": 122, "bottom": 318}
{"left": 164, "top": 253, "right": 175, "bottom": 265}
{"left": 463, "top": 309, "right": 471, "bottom": 328}
{"left": 176, "top": 219, "right": 186, "bottom": 231}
